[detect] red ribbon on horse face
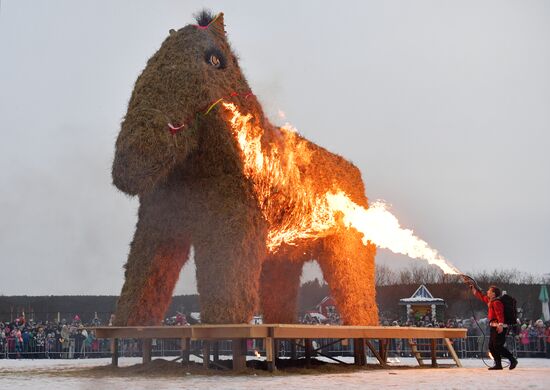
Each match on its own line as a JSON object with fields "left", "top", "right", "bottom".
{"left": 166, "top": 90, "right": 255, "bottom": 134}
{"left": 168, "top": 123, "right": 187, "bottom": 135}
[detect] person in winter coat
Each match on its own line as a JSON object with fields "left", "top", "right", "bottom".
{"left": 519, "top": 324, "right": 530, "bottom": 356}
{"left": 534, "top": 319, "right": 545, "bottom": 355}
{"left": 74, "top": 327, "right": 86, "bottom": 359}
{"left": 60, "top": 324, "right": 70, "bottom": 359}
{"left": 544, "top": 322, "right": 550, "bottom": 359}
{"left": 14, "top": 329, "right": 23, "bottom": 359}
{"left": 471, "top": 285, "right": 518, "bottom": 370}
{"left": 35, "top": 327, "right": 46, "bottom": 359}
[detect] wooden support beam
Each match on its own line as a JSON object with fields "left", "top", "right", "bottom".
{"left": 268, "top": 324, "right": 466, "bottom": 340}
{"left": 408, "top": 339, "right": 425, "bottom": 366}
{"left": 273, "top": 338, "right": 279, "bottom": 363}
{"left": 265, "top": 337, "right": 276, "bottom": 372}
{"left": 232, "top": 338, "right": 247, "bottom": 371}
{"left": 444, "top": 338, "right": 462, "bottom": 368}
{"left": 142, "top": 338, "right": 152, "bottom": 364}
{"left": 304, "top": 338, "right": 313, "bottom": 368}
{"left": 379, "top": 338, "right": 388, "bottom": 362}
{"left": 111, "top": 338, "right": 118, "bottom": 367}
{"left": 430, "top": 339, "right": 438, "bottom": 367}
{"left": 213, "top": 341, "right": 220, "bottom": 364}
{"left": 315, "top": 351, "right": 351, "bottom": 365}
{"left": 365, "top": 339, "right": 387, "bottom": 367}
{"left": 290, "top": 338, "right": 297, "bottom": 362}
{"left": 181, "top": 338, "right": 190, "bottom": 366}
{"left": 202, "top": 340, "right": 210, "bottom": 369}
{"left": 96, "top": 324, "right": 466, "bottom": 341}
{"left": 353, "top": 338, "right": 366, "bottom": 366}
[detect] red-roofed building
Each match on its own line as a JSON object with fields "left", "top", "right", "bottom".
{"left": 316, "top": 296, "right": 341, "bottom": 324}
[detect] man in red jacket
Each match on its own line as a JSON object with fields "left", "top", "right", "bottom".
{"left": 471, "top": 285, "right": 518, "bottom": 370}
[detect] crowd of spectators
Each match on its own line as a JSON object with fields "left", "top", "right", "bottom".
{"left": 516, "top": 319, "right": 550, "bottom": 357}
{"left": 0, "top": 315, "right": 108, "bottom": 359}
{"left": 2, "top": 312, "right": 550, "bottom": 359}
{"left": 0, "top": 312, "right": 200, "bottom": 360}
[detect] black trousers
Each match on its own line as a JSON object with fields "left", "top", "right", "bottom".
{"left": 489, "top": 326, "right": 514, "bottom": 365}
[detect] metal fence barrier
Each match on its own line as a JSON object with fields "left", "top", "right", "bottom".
{"left": 1, "top": 335, "right": 549, "bottom": 360}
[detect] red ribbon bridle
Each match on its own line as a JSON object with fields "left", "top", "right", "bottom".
{"left": 167, "top": 91, "right": 254, "bottom": 135}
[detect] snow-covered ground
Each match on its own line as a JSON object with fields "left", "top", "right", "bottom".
{"left": 1, "top": 357, "right": 549, "bottom": 389}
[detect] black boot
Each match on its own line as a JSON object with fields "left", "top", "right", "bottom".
{"left": 509, "top": 357, "right": 518, "bottom": 370}
{"left": 488, "top": 359, "right": 503, "bottom": 370}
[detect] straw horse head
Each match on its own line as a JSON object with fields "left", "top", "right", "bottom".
{"left": 113, "top": 11, "right": 378, "bottom": 326}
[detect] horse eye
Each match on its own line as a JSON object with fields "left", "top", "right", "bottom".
{"left": 209, "top": 54, "right": 221, "bottom": 68}
{"left": 205, "top": 49, "right": 226, "bottom": 69}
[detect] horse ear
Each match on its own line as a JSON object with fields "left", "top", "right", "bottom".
{"left": 209, "top": 12, "right": 226, "bottom": 39}
{"left": 169, "top": 29, "right": 176, "bottom": 36}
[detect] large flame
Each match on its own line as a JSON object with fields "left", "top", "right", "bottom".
{"left": 223, "top": 103, "right": 460, "bottom": 275}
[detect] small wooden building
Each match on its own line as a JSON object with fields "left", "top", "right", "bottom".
{"left": 399, "top": 284, "right": 446, "bottom": 323}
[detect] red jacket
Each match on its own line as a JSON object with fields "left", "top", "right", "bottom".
{"left": 474, "top": 289, "right": 505, "bottom": 324}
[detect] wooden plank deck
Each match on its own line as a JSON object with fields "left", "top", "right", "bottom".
{"left": 268, "top": 324, "right": 466, "bottom": 339}
{"left": 95, "top": 324, "right": 466, "bottom": 340}
{"left": 94, "top": 324, "right": 467, "bottom": 371}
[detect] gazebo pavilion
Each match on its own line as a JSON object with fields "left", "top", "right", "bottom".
{"left": 399, "top": 284, "right": 446, "bottom": 323}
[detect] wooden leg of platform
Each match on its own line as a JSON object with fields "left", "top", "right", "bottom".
{"left": 305, "top": 338, "right": 313, "bottom": 368}
{"left": 213, "top": 341, "right": 220, "bottom": 364}
{"left": 202, "top": 340, "right": 210, "bottom": 369}
{"left": 354, "top": 338, "right": 366, "bottom": 366}
{"left": 232, "top": 339, "right": 247, "bottom": 371}
{"left": 290, "top": 339, "right": 297, "bottom": 362}
{"left": 444, "top": 338, "right": 462, "bottom": 367}
{"left": 274, "top": 339, "right": 280, "bottom": 362}
{"left": 379, "top": 339, "right": 388, "bottom": 363}
{"left": 111, "top": 338, "right": 119, "bottom": 367}
{"left": 266, "top": 337, "right": 277, "bottom": 372}
{"left": 181, "top": 338, "right": 190, "bottom": 366}
{"left": 430, "top": 339, "right": 438, "bottom": 367}
{"left": 408, "top": 339, "right": 424, "bottom": 366}
{"left": 142, "top": 338, "right": 152, "bottom": 364}
{"left": 365, "top": 340, "right": 387, "bottom": 367}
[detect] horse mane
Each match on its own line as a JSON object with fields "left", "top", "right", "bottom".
{"left": 194, "top": 9, "right": 216, "bottom": 27}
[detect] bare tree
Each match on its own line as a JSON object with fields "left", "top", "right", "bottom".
{"left": 375, "top": 264, "right": 397, "bottom": 286}
{"left": 470, "top": 268, "right": 540, "bottom": 285}
{"left": 375, "top": 264, "right": 540, "bottom": 286}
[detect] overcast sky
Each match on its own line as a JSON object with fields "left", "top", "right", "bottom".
{"left": 1, "top": 0, "right": 549, "bottom": 296}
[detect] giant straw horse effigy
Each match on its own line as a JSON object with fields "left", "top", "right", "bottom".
{"left": 112, "top": 10, "right": 379, "bottom": 326}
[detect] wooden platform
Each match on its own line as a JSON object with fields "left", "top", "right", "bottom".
{"left": 95, "top": 324, "right": 467, "bottom": 371}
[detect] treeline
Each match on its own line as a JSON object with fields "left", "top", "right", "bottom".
{"left": 375, "top": 263, "right": 546, "bottom": 286}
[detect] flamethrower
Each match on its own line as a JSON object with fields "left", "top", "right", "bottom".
{"left": 460, "top": 274, "right": 482, "bottom": 293}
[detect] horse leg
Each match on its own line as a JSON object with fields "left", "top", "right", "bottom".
{"left": 193, "top": 208, "right": 267, "bottom": 324}
{"left": 115, "top": 223, "right": 191, "bottom": 326}
{"left": 317, "top": 230, "right": 378, "bottom": 325}
{"left": 259, "top": 256, "right": 303, "bottom": 323}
